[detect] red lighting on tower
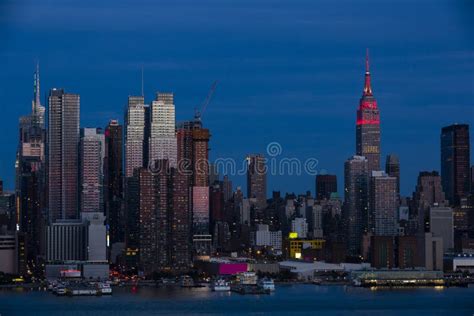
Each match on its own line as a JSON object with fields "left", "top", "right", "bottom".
{"left": 357, "top": 48, "right": 379, "bottom": 124}
{"left": 355, "top": 49, "right": 381, "bottom": 173}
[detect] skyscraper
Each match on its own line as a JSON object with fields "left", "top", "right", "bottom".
{"left": 125, "top": 96, "right": 146, "bottom": 178}
{"left": 223, "top": 175, "right": 233, "bottom": 202}
{"left": 48, "top": 89, "right": 80, "bottom": 221}
{"left": 441, "top": 124, "right": 470, "bottom": 206}
{"left": 413, "top": 171, "right": 447, "bottom": 232}
{"left": 79, "top": 128, "right": 105, "bottom": 214}
{"left": 16, "top": 64, "right": 46, "bottom": 271}
{"left": 471, "top": 165, "right": 474, "bottom": 194}
{"left": 176, "top": 123, "right": 194, "bottom": 257}
{"left": 210, "top": 183, "right": 225, "bottom": 225}
{"left": 31, "top": 62, "right": 46, "bottom": 127}
{"left": 344, "top": 155, "right": 369, "bottom": 256}
{"left": 209, "top": 163, "right": 220, "bottom": 185}
{"left": 134, "top": 166, "right": 167, "bottom": 274}
{"left": 385, "top": 154, "right": 400, "bottom": 195}
{"left": 356, "top": 51, "right": 381, "bottom": 173}
{"left": 125, "top": 161, "right": 190, "bottom": 274}
{"left": 192, "top": 124, "right": 211, "bottom": 256}
{"left": 105, "top": 120, "right": 124, "bottom": 246}
{"left": 169, "top": 166, "right": 191, "bottom": 271}
{"left": 369, "top": 171, "right": 398, "bottom": 236}
{"left": 81, "top": 212, "right": 107, "bottom": 261}
{"left": 429, "top": 206, "right": 454, "bottom": 253}
{"left": 316, "top": 174, "right": 337, "bottom": 200}
{"left": 45, "top": 221, "right": 87, "bottom": 261}
{"left": 247, "top": 154, "right": 267, "bottom": 208}
{"left": 149, "top": 93, "right": 177, "bottom": 167}
{"left": 125, "top": 173, "right": 140, "bottom": 268}
{"left": 177, "top": 119, "right": 211, "bottom": 257}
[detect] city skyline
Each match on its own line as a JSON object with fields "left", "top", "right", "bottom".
{"left": 0, "top": 0, "right": 473, "bottom": 197}
{"left": 1, "top": 2, "right": 474, "bottom": 313}
{"left": 2, "top": 56, "right": 472, "bottom": 199}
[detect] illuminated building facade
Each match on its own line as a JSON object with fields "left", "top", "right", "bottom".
{"left": 79, "top": 128, "right": 105, "bottom": 214}
{"left": 356, "top": 51, "right": 380, "bottom": 173}
{"left": 288, "top": 239, "right": 325, "bottom": 259}
{"left": 177, "top": 119, "right": 211, "bottom": 258}
{"left": 369, "top": 171, "right": 398, "bottom": 236}
{"left": 124, "top": 96, "right": 145, "bottom": 178}
{"left": 149, "top": 93, "right": 177, "bottom": 167}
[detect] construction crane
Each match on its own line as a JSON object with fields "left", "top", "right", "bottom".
{"left": 194, "top": 80, "right": 218, "bottom": 121}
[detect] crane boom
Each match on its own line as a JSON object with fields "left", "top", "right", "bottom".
{"left": 195, "top": 80, "right": 218, "bottom": 121}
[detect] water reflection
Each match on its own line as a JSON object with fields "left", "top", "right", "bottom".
{"left": 123, "top": 286, "right": 229, "bottom": 300}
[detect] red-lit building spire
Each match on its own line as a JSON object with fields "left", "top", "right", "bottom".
{"left": 356, "top": 49, "right": 381, "bottom": 173}
{"left": 363, "top": 48, "right": 373, "bottom": 96}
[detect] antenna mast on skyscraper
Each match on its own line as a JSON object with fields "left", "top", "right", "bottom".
{"left": 366, "top": 48, "right": 370, "bottom": 73}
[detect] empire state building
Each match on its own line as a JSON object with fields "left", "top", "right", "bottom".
{"left": 356, "top": 50, "right": 380, "bottom": 173}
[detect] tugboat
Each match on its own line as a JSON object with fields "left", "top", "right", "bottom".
{"left": 211, "top": 278, "right": 231, "bottom": 292}
{"left": 258, "top": 278, "right": 275, "bottom": 291}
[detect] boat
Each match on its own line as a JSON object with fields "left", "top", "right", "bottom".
{"left": 67, "top": 283, "right": 100, "bottom": 296}
{"left": 55, "top": 286, "right": 67, "bottom": 296}
{"left": 211, "top": 278, "right": 230, "bottom": 291}
{"left": 97, "top": 282, "right": 113, "bottom": 295}
{"left": 237, "top": 272, "right": 258, "bottom": 285}
{"left": 258, "top": 278, "right": 275, "bottom": 291}
{"left": 68, "top": 287, "right": 98, "bottom": 296}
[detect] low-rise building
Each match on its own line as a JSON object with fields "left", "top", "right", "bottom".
{"left": 452, "top": 254, "right": 474, "bottom": 273}
{"left": 351, "top": 269, "right": 444, "bottom": 287}
{"left": 0, "top": 234, "right": 16, "bottom": 274}
{"left": 253, "top": 224, "right": 282, "bottom": 252}
{"left": 45, "top": 261, "right": 109, "bottom": 280}
{"left": 288, "top": 239, "right": 325, "bottom": 259}
{"left": 279, "top": 260, "right": 370, "bottom": 281}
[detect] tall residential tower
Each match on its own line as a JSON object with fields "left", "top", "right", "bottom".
{"left": 79, "top": 128, "right": 105, "bottom": 214}
{"left": 105, "top": 120, "right": 124, "bottom": 246}
{"left": 48, "top": 89, "right": 80, "bottom": 221}
{"left": 125, "top": 96, "right": 146, "bottom": 178}
{"left": 149, "top": 92, "right": 177, "bottom": 167}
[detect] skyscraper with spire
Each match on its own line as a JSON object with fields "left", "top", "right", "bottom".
{"left": 32, "top": 62, "right": 46, "bottom": 127}
{"left": 15, "top": 63, "right": 47, "bottom": 272}
{"left": 356, "top": 50, "right": 381, "bottom": 173}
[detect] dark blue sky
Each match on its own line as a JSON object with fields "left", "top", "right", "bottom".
{"left": 0, "top": 0, "right": 473, "bottom": 196}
